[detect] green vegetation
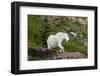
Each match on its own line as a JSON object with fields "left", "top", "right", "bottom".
{"left": 28, "top": 15, "right": 88, "bottom": 61}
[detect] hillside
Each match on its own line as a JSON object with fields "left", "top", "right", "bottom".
{"left": 28, "top": 15, "right": 88, "bottom": 61}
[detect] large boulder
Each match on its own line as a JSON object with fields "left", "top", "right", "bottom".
{"left": 28, "top": 48, "right": 55, "bottom": 58}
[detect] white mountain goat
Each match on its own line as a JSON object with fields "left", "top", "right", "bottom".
{"left": 47, "top": 32, "right": 70, "bottom": 53}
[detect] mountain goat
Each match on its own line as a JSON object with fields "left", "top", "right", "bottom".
{"left": 47, "top": 32, "right": 69, "bottom": 53}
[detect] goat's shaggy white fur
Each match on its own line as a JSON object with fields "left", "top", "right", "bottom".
{"left": 47, "top": 32, "right": 69, "bottom": 53}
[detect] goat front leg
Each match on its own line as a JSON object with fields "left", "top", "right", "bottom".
{"left": 61, "top": 48, "right": 65, "bottom": 53}
{"left": 58, "top": 41, "right": 64, "bottom": 53}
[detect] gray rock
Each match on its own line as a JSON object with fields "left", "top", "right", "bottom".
{"left": 53, "top": 52, "right": 86, "bottom": 59}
